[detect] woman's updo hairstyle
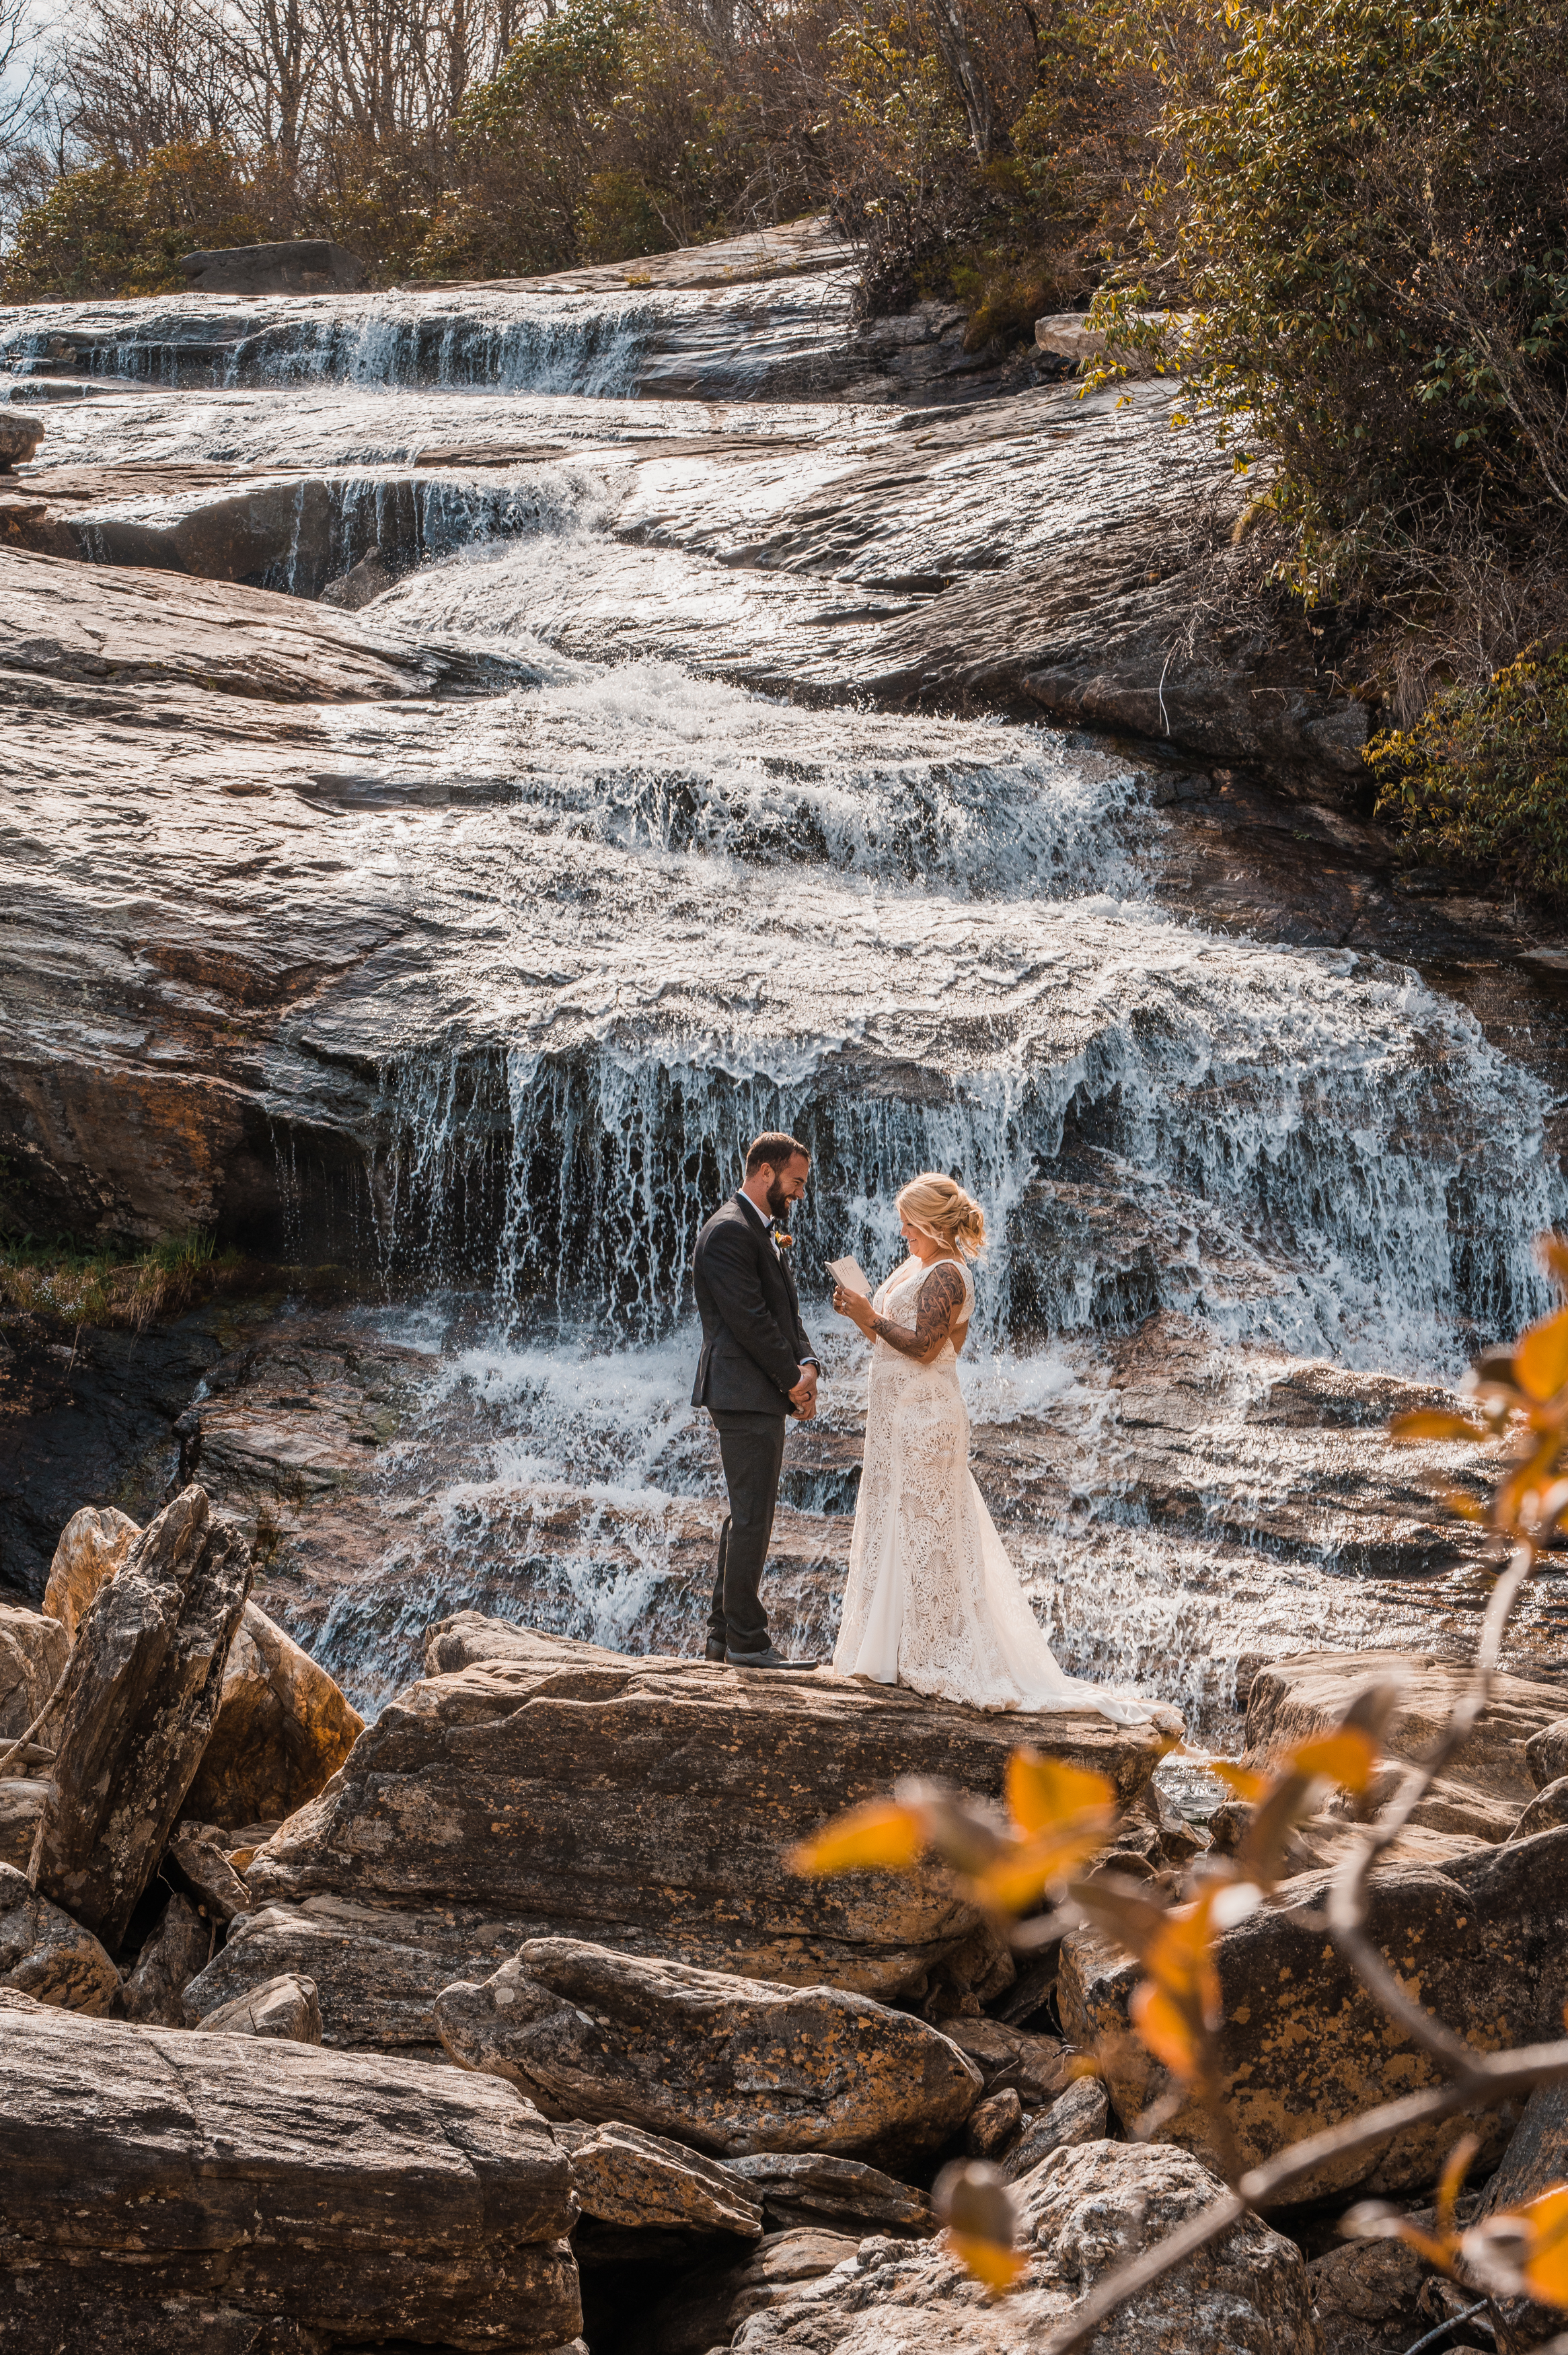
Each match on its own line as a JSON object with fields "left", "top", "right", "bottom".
{"left": 897, "top": 1173, "right": 987, "bottom": 1262}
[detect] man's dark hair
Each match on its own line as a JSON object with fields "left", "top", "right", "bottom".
{"left": 745, "top": 1131, "right": 809, "bottom": 1175}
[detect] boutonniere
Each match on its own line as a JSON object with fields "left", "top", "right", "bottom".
{"left": 772, "top": 1227, "right": 794, "bottom": 1249}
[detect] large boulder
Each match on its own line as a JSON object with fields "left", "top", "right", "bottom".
{"left": 0, "top": 1598, "right": 68, "bottom": 1748}
{"left": 250, "top": 1617, "right": 1167, "bottom": 2001}
{"left": 0, "top": 1860, "right": 118, "bottom": 2013}
{"left": 1060, "top": 1825, "right": 1568, "bottom": 2201}
{"left": 642, "top": 2141, "right": 1318, "bottom": 2355}
{"left": 40, "top": 1504, "right": 139, "bottom": 1642}
{"left": 178, "top": 238, "right": 366, "bottom": 295}
{"left": 1307, "top": 2235, "right": 1429, "bottom": 2355}
{"left": 0, "top": 1996, "right": 579, "bottom": 2350}
{"left": 631, "top": 2229, "right": 866, "bottom": 2355}
{"left": 182, "top": 1599, "right": 363, "bottom": 1826}
{"left": 1245, "top": 1651, "right": 1568, "bottom": 1842}
{"left": 437, "top": 1938, "right": 983, "bottom": 2163}
{"left": 30, "top": 1486, "right": 252, "bottom": 1949}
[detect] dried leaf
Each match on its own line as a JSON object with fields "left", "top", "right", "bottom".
{"left": 1463, "top": 2185, "right": 1568, "bottom": 2307}
{"left": 1435, "top": 2135, "right": 1479, "bottom": 2239}
{"left": 1520, "top": 2187, "right": 1568, "bottom": 2307}
{"left": 1442, "top": 1490, "right": 1487, "bottom": 1523}
{"left": 1388, "top": 1410, "right": 1489, "bottom": 1442}
{"left": 788, "top": 1802, "right": 927, "bottom": 1878}
{"left": 1209, "top": 1760, "right": 1268, "bottom": 1802}
{"left": 1122, "top": 1891, "right": 1222, "bottom": 2086}
{"left": 935, "top": 2161, "right": 1022, "bottom": 2293}
{"left": 1006, "top": 1749, "right": 1116, "bottom": 1841}
{"left": 971, "top": 1826, "right": 1113, "bottom": 1914}
{"left": 1518, "top": 1306, "right": 1568, "bottom": 1404}
{"left": 1540, "top": 1235, "right": 1568, "bottom": 1294}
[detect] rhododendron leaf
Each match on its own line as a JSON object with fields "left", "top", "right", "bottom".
{"left": 1516, "top": 1305, "right": 1568, "bottom": 1404}
{"left": 788, "top": 1802, "right": 926, "bottom": 1877}
{"left": 946, "top": 2232, "right": 1026, "bottom": 2292}
{"left": 1006, "top": 1748, "right": 1116, "bottom": 1841}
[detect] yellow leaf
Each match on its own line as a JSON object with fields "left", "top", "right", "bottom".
{"left": 1516, "top": 1305, "right": 1568, "bottom": 1404}
{"left": 1289, "top": 1725, "right": 1380, "bottom": 1794}
{"left": 1209, "top": 1760, "right": 1268, "bottom": 1802}
{"left": 1442, "top": 1490, "right": 1486, "bottom": 1523}
{"left": 1131, "top": 1980, "right": 1202, "bottom": 2080}
{"left": 1006, "top": 1749, "right": 1116, "bottom": 1840}
{"left": 1388, "top": 1410, "right": 1489, "bottom": 1442}
{"left": 1539, "top": 1235, "right": 1568, "bottom": 1294}
{"left": 946, "top": 2232, "right": 1026, "bottom": 2293}
{"left": 1520, "top": 2187, "right": 1568, "bottom": 2308}
{"left": 1435, "top": 2134, "right": 1479, "bottom": 2239}
{"left": 970, "top": 1825, "right": 1112, "bottom": 1915}
{"left": 788, "top": 1802, "right": 926, "bottom": 1878}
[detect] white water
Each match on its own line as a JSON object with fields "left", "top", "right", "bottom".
{"left": 8, "top": 308, "right": 1565, "bottom": 1725}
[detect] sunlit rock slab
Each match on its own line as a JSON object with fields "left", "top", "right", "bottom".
{"left": 245, "top": 1616, "right": 1169, "bottom": 1998}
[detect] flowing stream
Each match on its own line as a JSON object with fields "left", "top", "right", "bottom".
{"left": 9, "top": 287, "right": 1565, "bottom": 1731}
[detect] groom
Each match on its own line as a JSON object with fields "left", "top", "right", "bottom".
{"left": 692, "top": 1132, "right": 819, "bottom": 1671}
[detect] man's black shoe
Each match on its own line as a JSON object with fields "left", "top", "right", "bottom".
{"left": 704, "top": 1638, "right": 726, "bottom": 1663}
{"left": 724, "top": 1644, "right": 817, "bottom": 1671}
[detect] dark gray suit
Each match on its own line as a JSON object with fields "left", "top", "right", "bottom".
{"left": 692, "top": 1195, "right": 815, "bottom": 1653}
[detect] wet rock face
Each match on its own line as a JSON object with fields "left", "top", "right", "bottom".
{"left": 248, "top": 1619, "right": 1166, "bottom": 1998}
{"left": 0, "top": 1996, "right": 581, "bottom": 2350}
{"left": 31, "top": 1485, "right": 252, "bottom": 1949}
{"left": 1061, "top": 1825, "right": 1568, "bottom": 2201}
{"left": 437, "top": 1936, "right": 984, "bottom": 2160}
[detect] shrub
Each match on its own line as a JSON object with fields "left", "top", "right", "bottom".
{"left": 1367, "top": 647, "right": 1568, "bottom": 908}
{"left": 3, "top": 139, "right": 266, "bottom": 299}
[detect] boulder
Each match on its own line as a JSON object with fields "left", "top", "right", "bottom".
{"left": 722, "top": 2154, "right": 934, "bottom": 2239}
{"left": 0, "top": 1998, "right": 579, "bottom": 2350}
{"left": 30, "top": 1487, "right": 252, "bottom": 1949}
{"left": 1245, "top": 1651, "right": 1568, "bottom": 1841}
{"left": 1060, "top": 1826, "right": 1568, "bottom": 2201}
{"left": 184, "top": 1894, "right": 530, "bottom": 2052}
{"left": 251, "top": 1618, "right": 1168, "bottom": 2001}
{"left": 0, "top": 1860, "right": 118, "bottom": 2012}
{"left": 178, "top": 239, "right": 366, "bottom": 295}
{"left": 965, "top": 2087, "right": 1022, "bottom": 2157}
{"left": 1509, "top": 1776, "right": 1568, "bottom": 1842}
{"left": 0, "top": 1779, "right": 45, "bottom": 1870}
{"left": 182, "top": 1599, "right": 363, "bottom": 1827}
{"left": 119, "top": 1892, "right": 212, "bottom": 2025}
{"left": 558, "top": 2120, "right": 765, "bottom": 2236}
{"left": 40, "top": 1502, "right": 139, "bottom": 1641}
{"left": 631, "top": 2228, "right": 864, "bottom": 2355}
{"left": 0, "top": 410, "right": 44, "bottom": 470}
{"left": 436, "top": 1936, "right": 984, "bottom": 2161}
{"left": 0, "top": 1597, "right": 68, "bottom": 1748}
{"left": 1307, "top": 2234, "right": 1429, "bottom": 2355}
{"left": 1001, "top": 2072, "right": 1110, "bottom": 2182}
{"left": 684, "top": 2141, "right": 1317, "bottom": 2355}
{"left": 1525, "top": 1718, "right": 1568, "bottom": 1790}
{"left": 166, "top": 1819, "right": 255, "bottom": 1919}
{"left": 938, "top": 2014, "right": 1073, "bottom": 2103}
{"left": 196, "top": 1970, "right": 324, "bottom": 2043}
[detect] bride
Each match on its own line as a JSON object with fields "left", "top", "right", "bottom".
{"left": 829, "top": 1173, "right": 1152, "bottom": 1726}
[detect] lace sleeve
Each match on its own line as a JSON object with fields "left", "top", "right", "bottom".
{"left": 869, "top": 1263, "right": 968, "bottom": 1362}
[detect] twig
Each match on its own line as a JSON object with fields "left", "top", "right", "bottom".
{"left": 1326, "top": 1549, "right": 1532, "bottom": 2077}
{"left": 0, "top": 1657, "right": 73, "bottom": 1780}
{"left": 1401, "top": 2302, "right": 1493, "bottom": 2355}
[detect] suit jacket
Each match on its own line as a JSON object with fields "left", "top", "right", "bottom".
{"left": 691, "top": 1196, "right": 815, "bottom": 1417}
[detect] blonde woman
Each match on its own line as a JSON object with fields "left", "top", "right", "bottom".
{"left": 831, "top": 1173, "right": 1151, "bottom": 1723}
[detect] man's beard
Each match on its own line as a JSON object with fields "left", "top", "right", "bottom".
{"left": 765, "top": 1174, "right": 792, "bottom": 1221}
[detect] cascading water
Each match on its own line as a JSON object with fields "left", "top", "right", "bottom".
{"left": 9, "top": 291, "right": 1564, "bottom": 1729}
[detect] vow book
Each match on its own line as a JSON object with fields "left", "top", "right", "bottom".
{"left": 825, "top": 1255, "right": 870, "bottom": 1298}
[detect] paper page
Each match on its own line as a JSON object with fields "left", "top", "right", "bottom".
{"left": 826, "top": 1255, "right": 870, "bottom": 1297}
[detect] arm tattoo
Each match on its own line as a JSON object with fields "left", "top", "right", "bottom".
{"left": 871, "top": 1264, "right": 967, "bottom": 1361}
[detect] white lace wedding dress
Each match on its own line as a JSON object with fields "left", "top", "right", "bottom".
{"left": 831, "top": 1258, "right": 1151, "bottom": 1725}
